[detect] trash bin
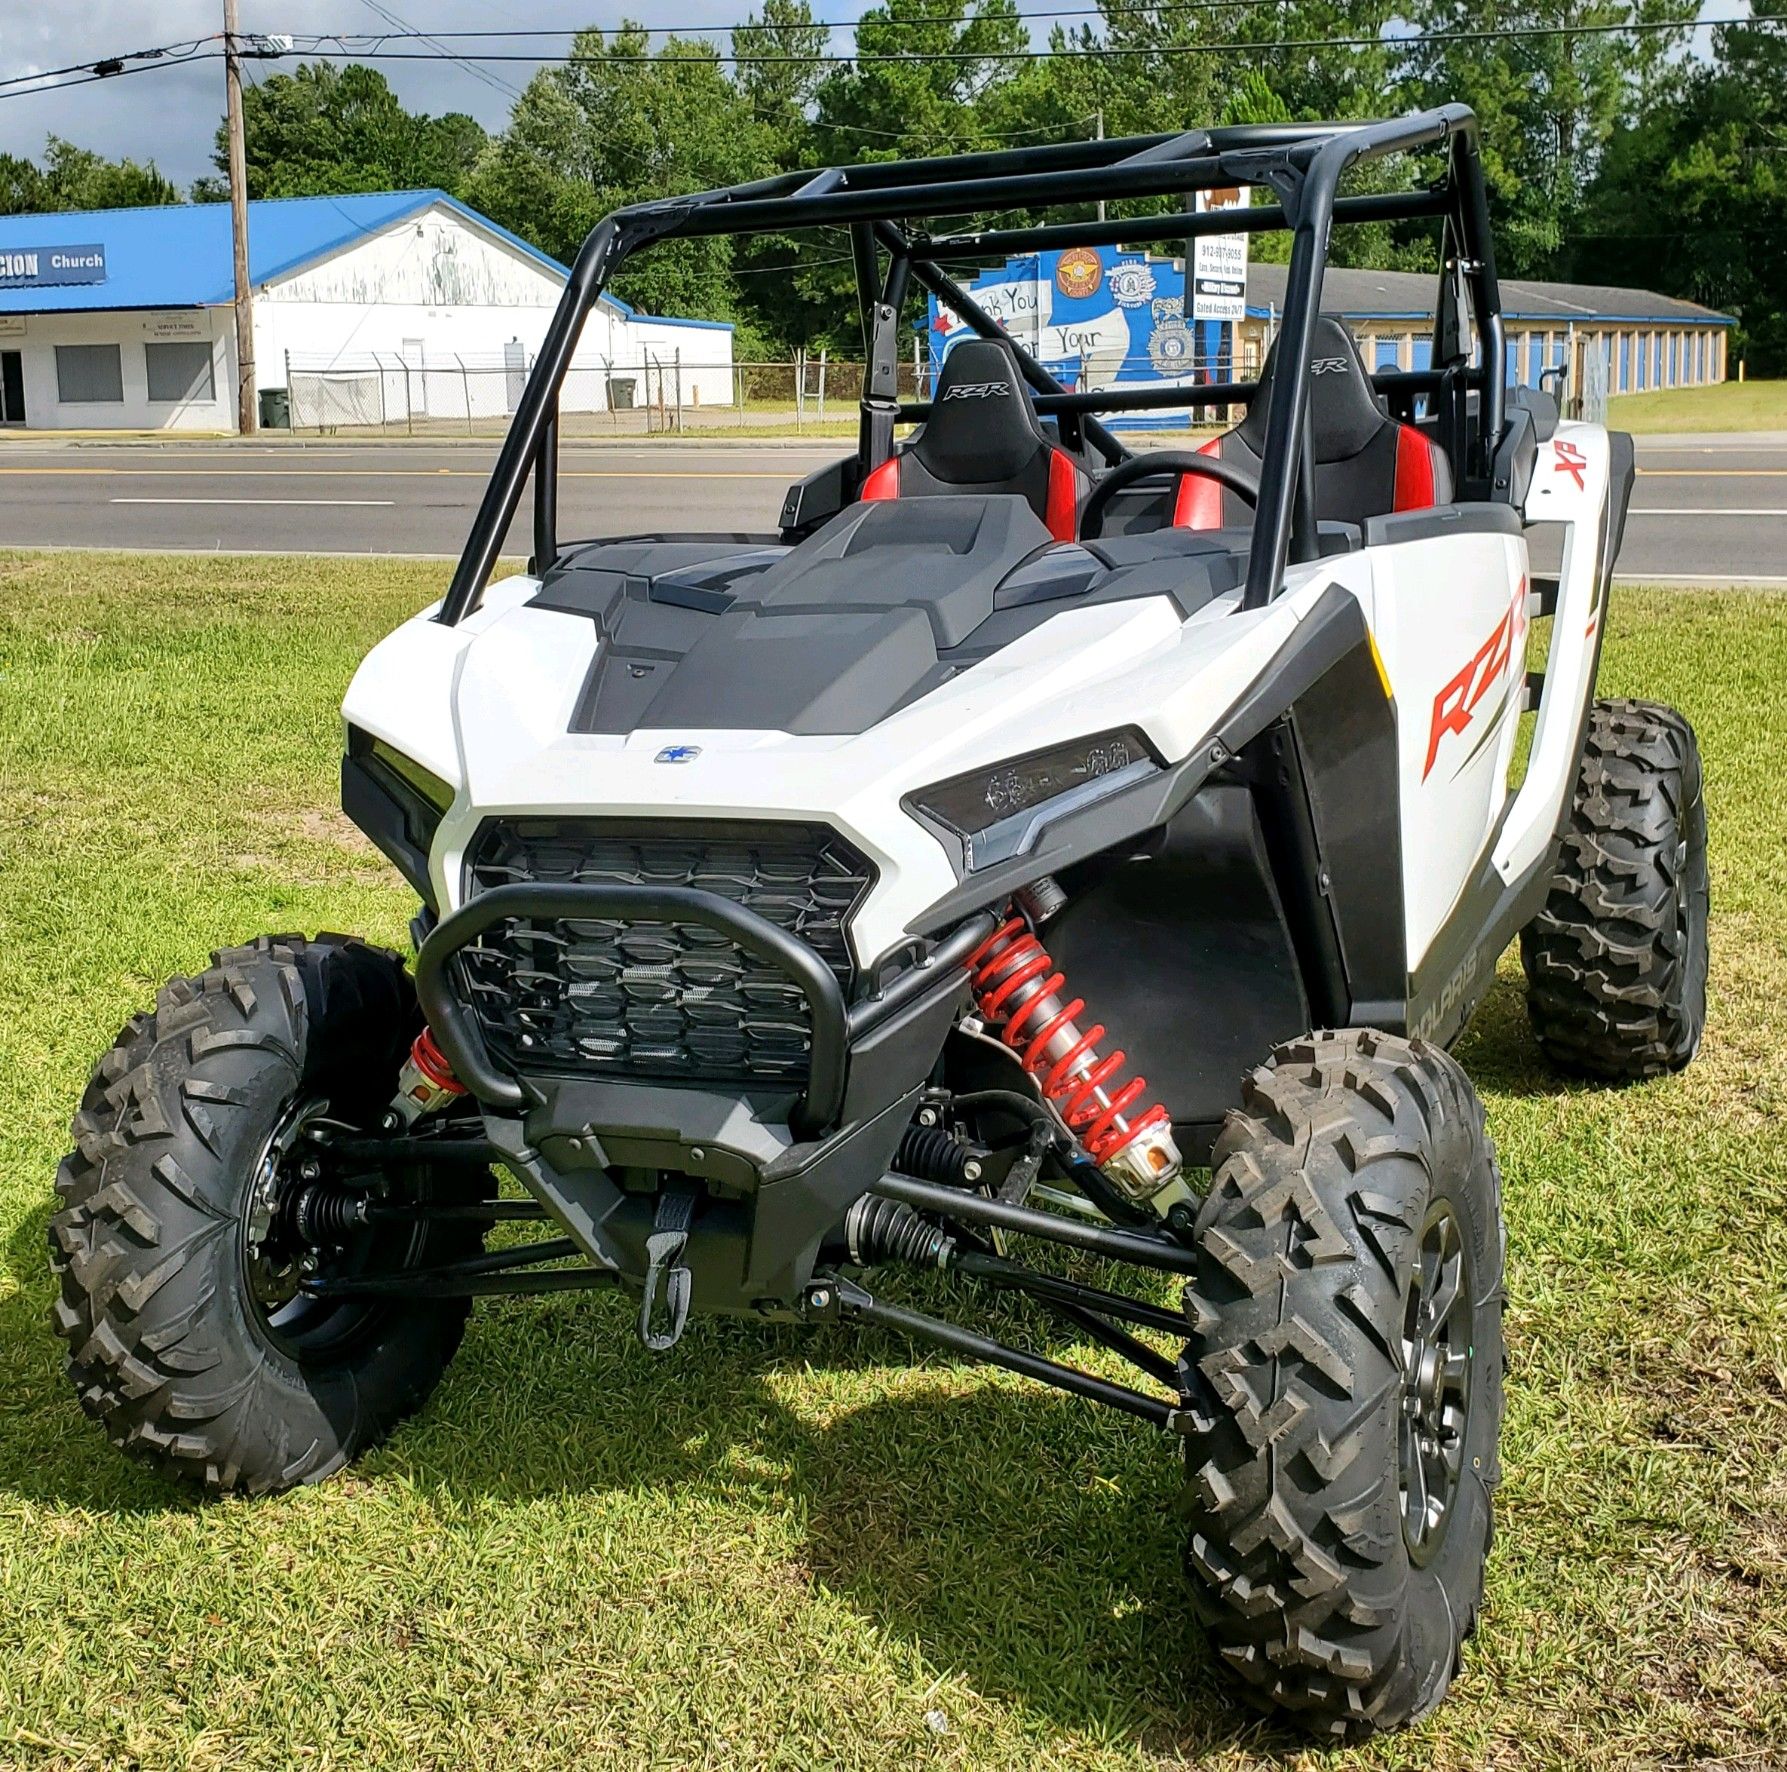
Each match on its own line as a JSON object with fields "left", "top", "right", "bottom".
{"left": 259, "top": 387, "right": 291, "bottom": 430}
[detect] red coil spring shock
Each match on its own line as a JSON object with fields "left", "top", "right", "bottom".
{"left": 966, "top": 912, "right": 1174, "bottom": 1177}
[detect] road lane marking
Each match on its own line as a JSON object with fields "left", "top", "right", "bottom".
{"left": 1636, "top": 468, "right": 1787, "bottom": 476}
{"left": 109, "top": 496, "right": 395, "bottom": 506}
{"left": 1628, "top": 507, "right": 1787, "bottom": 516}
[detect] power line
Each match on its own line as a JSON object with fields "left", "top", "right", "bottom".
{"left": 0, "top": 8, "right": 1768, "bottom": 108}
{"left": 278, "top": 16, "right": 1770, "bottom": 67}
{"left": 0, "top": 37, "right": 216, "bottom": 98}
{"left": 0, "top": 53, "right": 224, "bottom": 105}
{"left": 354, "top": 0, "right": 525, "bottom": 101}
{"left": 295, "top": 0, "right": 1322, "bottom": 42}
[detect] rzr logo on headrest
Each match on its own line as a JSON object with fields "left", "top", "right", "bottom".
{"left": 1311, "top": 357, "right": 1351, "bottom": 375}
{"left": 943, "top": 380, "right": 1011, "bottom": 400}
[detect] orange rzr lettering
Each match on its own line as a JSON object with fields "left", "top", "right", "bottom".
{"left": 1423, "top": 593, "right": 1522, "bottom": 781}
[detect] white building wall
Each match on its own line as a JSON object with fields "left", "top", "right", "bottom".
{"left": 257, "top": 202, "right": 734, "bottom": 420}
{"left": 0, "top": 203, "right": 732, "bottom": 433}
{"left": 0, "top": 307, "right": 234, "bottom": 432}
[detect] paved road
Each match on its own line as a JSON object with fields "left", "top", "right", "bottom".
{"left": 0, "top": 433, "right": 1780, "bottom": 582}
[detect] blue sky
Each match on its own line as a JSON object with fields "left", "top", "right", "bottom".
{"left": 0, "top": 1, "right": 875, "bottom": 189}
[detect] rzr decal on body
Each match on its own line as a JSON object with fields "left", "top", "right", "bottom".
{"left": 1422, "top": 580, "right": 1527, "bottom": 782}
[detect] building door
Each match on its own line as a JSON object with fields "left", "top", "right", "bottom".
{"left": 0, "top": 350, "right": 23, "bottom": 424}
{"left": 403, "top": 338, "right": 427, "bottom": 417}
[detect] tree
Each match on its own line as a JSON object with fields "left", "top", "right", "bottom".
{"left": 1404, "top": 0, "right": 1698, "bottom": 275}
{"left": 1573, "top": 3, "right": 1787, "bottom": 371}
{"left": 200, "top": 63, "right": 486, "bottom": 202}
{"left": 465, "top": 25, "right": 757, "bottom": 321}
{"left": 0, "top": 137, "right": 180, "bottom": 215}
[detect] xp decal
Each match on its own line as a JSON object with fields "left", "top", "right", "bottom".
{"left": 1554, "top": 438, "right": 1589, "bottom": 490}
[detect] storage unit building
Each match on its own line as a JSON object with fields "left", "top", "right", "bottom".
{"left": 0, "top": 191, "right": 733, "bottom": 434}
{"left": 928, "top": 248, "right": 1733, "bottom": 420}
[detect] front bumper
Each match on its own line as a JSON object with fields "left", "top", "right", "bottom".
{"left": 412, "top": 884, "right": 994, "bottom": 1308}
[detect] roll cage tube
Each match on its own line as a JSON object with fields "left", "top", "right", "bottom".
{"left": 437, "top": 107, "right": 1505, "bottom": 628}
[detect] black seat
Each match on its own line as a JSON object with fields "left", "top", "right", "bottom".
{"left": 861, "top": 337, "right": 1088, "bottom": 541}
{"left": 1172, "top": 317, "right": 1453, "bottom": 529}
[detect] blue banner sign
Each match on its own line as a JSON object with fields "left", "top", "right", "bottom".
{"left": 0, "top": 245, "right": 107, "bottom": 289}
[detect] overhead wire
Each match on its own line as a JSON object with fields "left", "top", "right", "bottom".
{"left": 277, "top": 16, "right": 1777, "bottom": 66}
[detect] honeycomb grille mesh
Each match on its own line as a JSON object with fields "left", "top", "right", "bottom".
{"left": 458, "top": 820, "right": 872, "bottom": 1085}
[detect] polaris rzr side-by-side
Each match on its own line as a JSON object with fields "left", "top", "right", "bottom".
{"left": 53, "top": 107, "right": 1708, "bottom": 1739}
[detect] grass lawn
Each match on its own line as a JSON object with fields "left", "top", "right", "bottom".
{"left": 1, "top": 553, "right": 1784, "bottom": 1769}
{"left": 1608, "top": 378, "right": 1787, "bottom": 434}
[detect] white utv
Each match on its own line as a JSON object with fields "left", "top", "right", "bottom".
{"left": 53, "top": 108, "right": 1708, "bottom": 1739}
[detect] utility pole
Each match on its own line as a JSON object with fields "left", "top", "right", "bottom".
{"left": 1095, "top": 109, "right": 1106, "bottom": 224}
{"left": 224, "top": 0, "right": 256, "bottom": 434}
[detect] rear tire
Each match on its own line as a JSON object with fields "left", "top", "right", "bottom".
{"left": 50, "top": 934, "right": 484, "bottom": 1495}
{"left": 1521, "top": 698, "right": 1709, "bottom": 1080}
{"left": 1177, "top": 1030, "right": 1505, "bottom": 1739}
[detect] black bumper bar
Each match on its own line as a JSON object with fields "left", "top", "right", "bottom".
{"left": 414, "top": 882, "right": 993, "bottom": 1136}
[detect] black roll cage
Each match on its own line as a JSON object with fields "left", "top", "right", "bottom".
{"left": 437, "top": 104, "right": 1504, "bottom": 625}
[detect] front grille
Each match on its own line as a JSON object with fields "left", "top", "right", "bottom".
{"left": 458, "top": 819, "right": 873, "bottom": 1085}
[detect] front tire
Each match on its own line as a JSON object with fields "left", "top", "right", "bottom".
{"left": 1177, "top": 1030, "right": 1505, "bottom": 1739}
{"left": 1521, "top": 698, "right": 1709, "bottom": 1080}
{"left": 50, "top": 934, "right": 484, "bottom": 1495}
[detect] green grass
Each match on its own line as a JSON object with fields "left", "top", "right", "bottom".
{"left": 1, "top": 553, "right": 1784, "bottom": 1768}
{"left": 1608, "top": 378, "right": 1787, "bottom": 434}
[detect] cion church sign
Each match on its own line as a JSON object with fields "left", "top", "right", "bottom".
{"left": 0, "top": 245, "right": 107, "bottom": 289}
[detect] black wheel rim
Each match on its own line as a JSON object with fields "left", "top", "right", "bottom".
{"left": 238, "top": 1094, "right": 421, "bottom": 1360}
{"left": 1399, "top": 1199, "right": 1473, "bottom": 1565}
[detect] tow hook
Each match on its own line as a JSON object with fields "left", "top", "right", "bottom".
{"left": 637, "top": 1189, "right": 696, "bottom": 1351}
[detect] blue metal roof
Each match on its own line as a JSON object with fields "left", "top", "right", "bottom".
{"left": 0, "top": 190, "right": 725, "bottom": 330}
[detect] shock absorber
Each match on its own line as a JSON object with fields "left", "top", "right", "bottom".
{"left": 966, "top": 901, "right": 1189, "bottom": 1213}
{"left": 386, "top": 1026, "right": 466, "bottom": 1127}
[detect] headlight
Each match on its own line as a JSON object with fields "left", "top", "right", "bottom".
{"left": 341, "top": 726, "right": 456, "bottom": 902}
{"left": 908, "top": 726, "right": 1159, "bottom": 869}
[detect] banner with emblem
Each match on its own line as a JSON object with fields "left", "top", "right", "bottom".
{"left": 926, "top": 239, "right": 1257, "bottom": 429}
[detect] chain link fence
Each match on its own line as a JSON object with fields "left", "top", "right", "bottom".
{"left": 282, "top": 351, "right": 943, "bottom": 438}
{"left": 279, "top": 346, "right": 1263, "bottom": 438}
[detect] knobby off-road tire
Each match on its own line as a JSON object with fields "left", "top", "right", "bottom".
{"left": 1521, "top": 698, "right": 1709, "bottom": 1080}
{"left": 1178, "top": 1030, "right": 1505, "bottom": 1740}
{"left": 51, "top": 934, "right": 484, "bottom": 1495}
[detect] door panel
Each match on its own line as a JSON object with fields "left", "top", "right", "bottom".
{"left": 1362, "top": 530, "right": 1529, "bottom": 969}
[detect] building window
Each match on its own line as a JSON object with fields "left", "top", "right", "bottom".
{"left": 145, "top": 340, "right": 215, "bottom": 403}
{"left": 55, "top": 342, "right": 123, "bottom": 404}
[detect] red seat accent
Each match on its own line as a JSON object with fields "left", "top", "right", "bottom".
{"left": 1043, "top": 448, "right": 1080, "bottom": 542}
{"left": 861, "top": 446, "right": 1082, "bottom": 541}
{"left": 1170, "top": 435, "right": 1226, "bottom": 530}
{"left": 860, "top": 456, "right": 900, "bottom": 501}
{"left": 1393, "top": 425, "right": 1440, "bottom": 510}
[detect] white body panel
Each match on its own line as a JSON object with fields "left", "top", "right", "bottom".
{"left": 343, "top": 428, "right": 1612, "bottom": 993}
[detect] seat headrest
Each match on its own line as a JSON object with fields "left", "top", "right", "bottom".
{"left": 1236, "top": 316, "right": 1391, "bottom": 461}
{"left": 915, "top": 338, "right": 1054, "bottom": 482}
